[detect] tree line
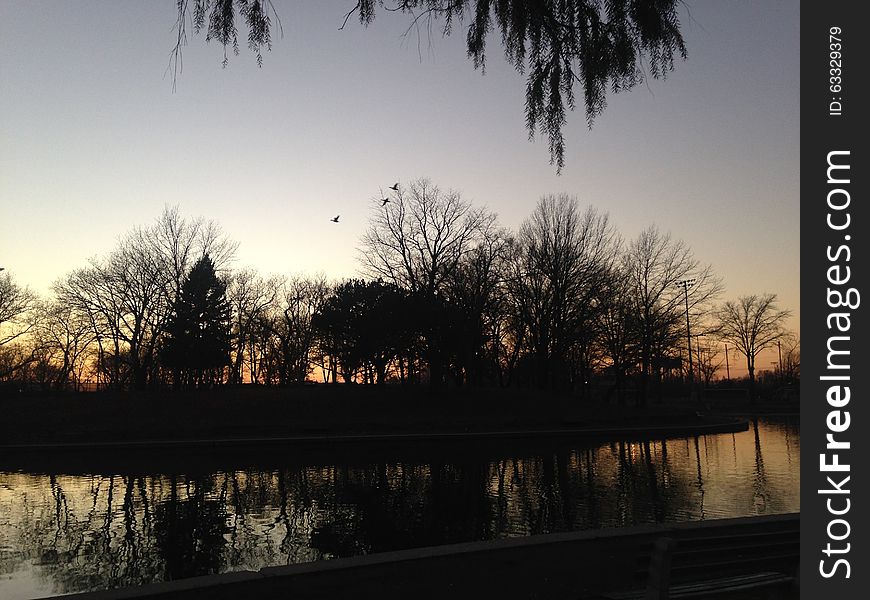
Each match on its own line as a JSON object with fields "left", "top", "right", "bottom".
{"left": 0, "top": 180, "right": 797, "bottom": 403}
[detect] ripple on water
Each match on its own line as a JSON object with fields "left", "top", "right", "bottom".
{"left": 0, "top": 418, "right": 799, "bottom": 600}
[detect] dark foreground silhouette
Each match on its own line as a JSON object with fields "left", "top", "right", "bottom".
{"left": 0, "top": 386, "right": 768, "bottom": 448}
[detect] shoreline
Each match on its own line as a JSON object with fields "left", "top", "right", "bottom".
{"left": 0, "top": 416, "right": 750, "bottom": 452}
{"left": 0, "top": 389, "right": 797, "bottom": 473}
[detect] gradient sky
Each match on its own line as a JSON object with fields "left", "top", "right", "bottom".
{"left": 0, "top": 1, "right": 799, "bottom": 369}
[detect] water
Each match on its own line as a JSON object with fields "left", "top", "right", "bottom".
{"left": 0, "top": 417, "right": 799, "bottom": 599}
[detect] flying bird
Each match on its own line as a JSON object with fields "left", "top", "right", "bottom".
{"left": 330, "top": 215, "right": 340, "bottom": 223}
{"left": 380, "top": 198, "right": 390, "bottom": 206}
{"left": 388, "top": 183, "right": 399, "bottom": 191}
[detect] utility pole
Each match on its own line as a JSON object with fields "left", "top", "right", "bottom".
{"left": 724, "top": 343, "right": 731, "bottom": 381}
{"left": 777, "top": 339, "right": 783, "bottom": 383}
{"left": 676, "top": 279, "right": 696, "bottom": 390}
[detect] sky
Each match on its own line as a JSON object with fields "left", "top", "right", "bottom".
{"left": 0, "top": 1, "right": 799, "bottom": 368}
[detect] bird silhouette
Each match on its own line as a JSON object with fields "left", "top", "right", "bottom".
{"left": 381, "top": 198, "right": 390, "bottom": 206}
{"left": 389, "top": 183, "right": 399, "bottom": 191}
{"left": 330, "top": 215, "right": 340, "bottom": 223}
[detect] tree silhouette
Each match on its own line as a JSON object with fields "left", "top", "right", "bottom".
{"left": 360, "top": 177, "right": 491, "bottom": 386}
{"left": 172, "top": 1, "right": 688, "bottom": 171}
{"left": 257, "top": 276, "right": 329, "bottom": 386}
{"left": 0, "top": 271, "right": 38, "bottom": 345}
{"left": 779, "top": 334, "right": 800, "bottom": 384}
{"left": 31, "top": 300, "right": 96, "bottom": 390}
{"left": 0, "top": 271, "right": 40, "bottom": 379}
{"left": 161, "top": 255, "right": 232, "bottom": 389}
{"left": 3, "top": 200, "right": 794, "bottom": 400}
{"left": 314, "top": 280, "right": 371, "bottom": 384}
{"left": 623, "top": 226, "right": 721, "bottom": 405}
{"left": 594, "top": 265, "right": 639, "bottom": 404}
{"left": 715, "top": 294, "right": 791, "bottom": 403}
{"left": 50, "top": 207, "right": 236, "bottom": 390}
{"left": 506, "top": 196, "right": 617, "bottom": 391}
{"left": 444, "top": 225, "right": 511, "bottom": 386}
{"left": 314, "top": 279, "right": 410, "bottom": 384}
{"left": 155, "top": 477, "right": 229, "bottom": 580}
{"left": 226, "top": 269, "right": 280, "bottom": 384}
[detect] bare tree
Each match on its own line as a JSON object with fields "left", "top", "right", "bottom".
{"left": 716, "top": 294, "right": 792, "bottom": 402}
{"left": 260, "top": 276, "right": 329, "bottom": 386}
{"left": 360, "top": 177, "right": 490, "bottom": 386}
{"left": 52, "top": 250, "right": 159, "bottom": 390}
{"left": 226, "top": 269, "right": 281, "bottom": 385}
{"left": 507, "top": 195, "right": 617, "bottom": 391}
{"left": 54, "top": 263, "right": 128, "bottom": 387}
{"left": 32, "top": 300, "right": 97, "bottom": 390}
{"left": 52, "top": 207, "right": 237, "bottom": 390}
{"left": 623, "top": 226, "right": 721, "bottom": 405}
{"left": 0, "top": 271, "right": 39, "bottom": 347}
{"left": 0, "top": 272, "right": 43, "bottom": 380}
{"left": 108, "top": 233, "right": 172, "bottom": 390}
{"left": 445, "top": 223, "right": 511, "bottom": 386}
{"left": 360, "top": 178, "right": 489, "bottom": 295}
{"left": 780, "top": 334, "right": 800, "bottom": 383}
{"left": 694, "top": 340, "right": 724, "bottom": 387}
{"left": 148, "top": 205, "right": 238, "bottom": 300}
{"left": 594, "top": 264, "right": 638, "bottom": 404}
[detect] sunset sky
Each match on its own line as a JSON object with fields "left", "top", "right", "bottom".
{"left": 0, "top": 1, "right": 799, "bottom": 369}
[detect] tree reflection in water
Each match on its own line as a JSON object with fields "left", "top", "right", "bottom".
{"left": 0, "top": 418, "right": 799, "bottom": 599}
{"left": 155, "top": 476, "right": 229, "bottom": 579}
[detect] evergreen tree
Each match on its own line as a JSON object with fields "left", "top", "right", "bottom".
{"left": 162, "top": 255, "right": 232, "bottom": 388}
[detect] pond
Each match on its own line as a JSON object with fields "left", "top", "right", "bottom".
{"left": 0, "top": 417, "right": 799, "bottom": 599}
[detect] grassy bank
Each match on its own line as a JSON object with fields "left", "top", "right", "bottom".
{"left": 0, "top": 385, "right": 732, "bottom": 446}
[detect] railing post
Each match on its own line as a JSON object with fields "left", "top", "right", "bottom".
{"left": 645, "top": 537, "right": 676, "bottom": 600}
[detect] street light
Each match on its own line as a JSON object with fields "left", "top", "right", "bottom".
{"left": 676, "top": 279, "right": 696, "bottom": 391}
{"left": 724, "top": 343, "right": 731, "bottom": 381}
{"left": 777, "top": 339, "right": 784, "bottom": 383}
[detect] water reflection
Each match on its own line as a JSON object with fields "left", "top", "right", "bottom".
{"left": 0, "top": 417, "right": 799, "bottom": 599}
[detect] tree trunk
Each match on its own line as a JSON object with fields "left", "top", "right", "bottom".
{"left": 747, "top": 360, "right": 757, "bottom": 404}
